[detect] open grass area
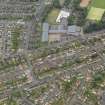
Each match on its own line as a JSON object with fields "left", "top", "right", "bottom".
{"left": 87, "top": 0, "right": 105, "bottom": 21}
{"left": 46, "top": 8, "right": 60, "bottom": 24}
{"left": 87, "top": 7, "right": 105, "bottom": 21}
{"left": 91, "top": 0, "right": 105, "bottom": 9}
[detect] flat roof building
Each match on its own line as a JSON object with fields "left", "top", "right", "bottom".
{"left": 67, "top": 25, "right": 81, "bottom": 36}
{"left": 42, "top": 23, "right": 82, "bottom": 42}
{"left": 42, "top": 23, "right": 49, "bottom": 42}
{"left": 56, "top": 10, "right": 70, "bottom": 23}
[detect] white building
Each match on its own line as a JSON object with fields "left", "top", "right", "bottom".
{"left": 56, "top": 10, "right": 70, "bottom": 23}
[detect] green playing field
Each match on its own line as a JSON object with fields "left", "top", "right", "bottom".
{"left": 91, "top": 0, "right": 105, "bottom": 9}
{"left": 87, "top": 0, "right": 105, "bottom": 21}
{"left": 87, "top": 7, "right": 105, "bottom": 21}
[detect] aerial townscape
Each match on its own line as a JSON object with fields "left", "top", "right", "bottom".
{"left": 0, "top": 0, "right": 105, "bottom": 105}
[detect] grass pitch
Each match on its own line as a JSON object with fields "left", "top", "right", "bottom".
{"left": 87, "top": 7, "right": 105, "bottom": 21}
{"left": 91, "top": 0, "right": 105, "bottom": 9}
{"left": 47, "top": 8, "right": 60, "bottom": 24}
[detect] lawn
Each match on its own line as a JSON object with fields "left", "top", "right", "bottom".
{"left": 46, "top": 8, "right": 60, "bottom": 24}
{"left": 91, "top": 0, "right": 105, "bottom": 9}
{"left": 87, "top": 7, "right": 105, "bottom": 21}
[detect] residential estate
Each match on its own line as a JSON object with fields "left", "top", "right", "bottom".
{"left": 0, "top": 0, "right": 105, "bottom": 105}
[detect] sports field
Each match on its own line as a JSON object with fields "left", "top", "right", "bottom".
{"left": 87, "top": 7, "right": 105, "bottom": 21}
{"left": 46, "top": 8, "right": 60, "bottom": 24}
{"left": 87, "top": 0, "right": 105, "bottom": 21}
{"left": 91, "top": 0, "right": 105, "bottom": 9}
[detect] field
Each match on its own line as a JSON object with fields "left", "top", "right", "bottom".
{"left": 87, "top": 7, "right": 105, "bottom": 21}
{"left": 91, "top": 0, "right": 105, "bottom": 9}
{"left": 87, "top": 0, "right": 105, "bottom": 21}
{"left": 46, "top": 8, "right": 60, "bottom": 24}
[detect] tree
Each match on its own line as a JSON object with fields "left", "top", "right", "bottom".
{"left": 53, "top": 0, "right": 61, "bottom": 8}
{"left": 64, "top": 0, "right": 71, "bottom": 7}
{"left": 68, "top": 16, "right": 75, "bottom": 25}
